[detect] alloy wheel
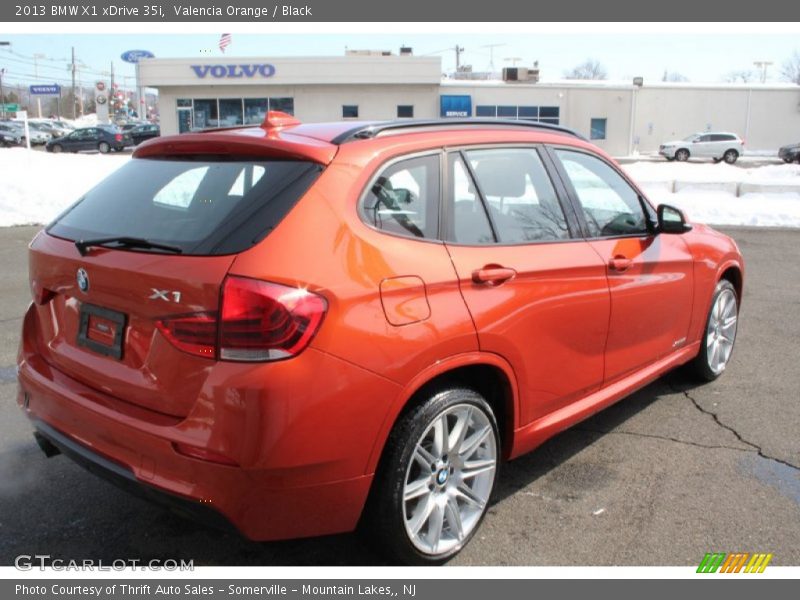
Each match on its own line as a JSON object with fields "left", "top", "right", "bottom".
{"left": 706, "top": 288, "right": 738, "bottom": 374}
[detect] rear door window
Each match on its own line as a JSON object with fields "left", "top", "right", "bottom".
{"left": 47, "top": 158, "right": 323, "bottom": 255}
{"left": 361, "top": 154, "right": 440, "bottom": 239}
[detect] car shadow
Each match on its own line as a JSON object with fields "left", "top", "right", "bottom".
{"left": 0, "top": 372, "right": 691, "bottom": 567}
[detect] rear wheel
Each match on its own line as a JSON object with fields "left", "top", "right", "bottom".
{"left": 688, "top": 280, "right": 738, "bottom": 381}
{"left": 723, "top": 149, "right": 739, "bottom": 164}
{"left": 365, "top": 388, "right": 499, "bottom": 564}
{"left": 675, "top": 148, "right": 690, "bottom": 162}
{"left": 50, "top": 144, "right": 63, "bottom": 154}
{"left": 98, "top": 141, "right": 111, "bottom": 154}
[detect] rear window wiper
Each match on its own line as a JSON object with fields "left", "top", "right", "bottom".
{"left": 75, "top": 236, "right": 183, "bottom": 256}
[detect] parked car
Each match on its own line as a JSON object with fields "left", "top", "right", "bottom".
{"left": 18, "top": 114, "right": 744, "bottom": 564}
{"left": 129, "top": 123, "right": 160, "bottom": 145}
{"left": 659, "top": 132, "right": 743, "bottom": 163}
{"left": 0, "top": 121, "right": 51, "bottom": 145}
{"left": 0, "top": 129, "right": 22, "bottom": 147}
{"left": 28, "top": 120, "right": 68, "bottom": 138}
{"left": 45, "top": 126, "right": 132, "bottom": 153}
{"left": 778, "top": 142, "right": 800, "bottom": 163}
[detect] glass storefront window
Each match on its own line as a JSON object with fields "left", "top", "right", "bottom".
{"left": 269, "top": 97, "right": 295, "bottom": 115}
{"left": 177, "top": 98, "right": 192, "bottom": 108}
{"left": 193, "top": 99, "right": 218, "bottom": 129}
{"left": 244, "top": 98, "right": 268, "bottom": 124}
{"left": 219, "top": 98, "right": 244, "bottom": 126}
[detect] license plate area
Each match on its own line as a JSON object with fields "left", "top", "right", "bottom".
{"left": 77, "top": 303, "right": 127, "bottom": 360}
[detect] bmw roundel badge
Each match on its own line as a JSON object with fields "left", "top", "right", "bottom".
{"left": 76, "top": 268, "right": 89, "bottom": 293}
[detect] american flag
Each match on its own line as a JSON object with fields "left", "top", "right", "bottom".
{"left": 219, "top": 33, "right": 232, "bottom": 54}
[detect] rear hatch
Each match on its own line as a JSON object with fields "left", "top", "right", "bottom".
{"left": 29, "top": 148, "right": 326, "bottom": 417}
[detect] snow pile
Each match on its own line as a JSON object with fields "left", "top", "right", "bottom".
{"left": 0, "top": 148, "right": 130, "bottom": 227}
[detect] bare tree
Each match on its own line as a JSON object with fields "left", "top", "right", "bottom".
{"left": 725, "top": 69, "right": 756, "bottom": 83}
{"left": 662, "top": 70, "right": 689, "bottom": 82}
{"left": 781, "top": 50, "right": 800, "bottom": 84}
{"left": 564, "top": 59, "right": 607, "bottom": 80}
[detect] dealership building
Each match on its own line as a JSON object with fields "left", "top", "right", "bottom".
{"left": 139, "top": 53, "right": 800, "bottom": 156}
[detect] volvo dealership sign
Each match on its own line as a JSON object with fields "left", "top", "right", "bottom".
{"left": 190, "top": 64, "right": 276, "bottom": 79}
{"left": 121, "top": 49, "right": 155, "bottom": 63}
{"left": 30, "top": 84, "right": 61, "bottom": 96}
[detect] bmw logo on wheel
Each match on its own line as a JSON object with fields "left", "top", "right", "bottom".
{"left": 76, "top": 268, "right": 89, "bottom": 293}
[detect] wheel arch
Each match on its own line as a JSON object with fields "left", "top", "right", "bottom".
{"left": 365, "top": 353, "right": 520, "bottom": 475}
{"left": 719, "top": 262, "right": 743, "bottom": 305}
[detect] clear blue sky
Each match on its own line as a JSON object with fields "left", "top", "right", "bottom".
{"left": 1, "top": 33, "right": 798, "bottom": 90}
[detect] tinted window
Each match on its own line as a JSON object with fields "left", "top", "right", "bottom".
{"left": 48, "top": 158, "right": 323, "bottom": 255}
{"left": 447, "top": 154, "right": 494, "bottom": 244}
{"left": 361, "top": 155, "right": 439, "bottom": 240}
{"left": 397, "top": 105, "right": 414, "bottom": 118}
{"left": 555, "top": 149, "right": 647, "bottom": 237}
{"left": 698, "top": 134, "right": 713, "bottom": 142}
{"left": 467, "top": 148, "right": 570, "bottom": 243}
{"left": 343, "top": 105, "right": 359, "bottom": 118}
{"left": 590, "top": 118, "right": 607, "bottom": 140}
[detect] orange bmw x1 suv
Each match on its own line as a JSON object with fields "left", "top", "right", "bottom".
{"left": 17, "top": 113, "right": 743, "bottom": 563}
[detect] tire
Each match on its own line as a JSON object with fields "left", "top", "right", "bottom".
{"left": 675, "top": 148, "right": 690, "bottom": 162}
{"left": 364, "top": 387, "right": 500, "bottom": 564}
{"left": 98, "top": 141, "right": 111, "bottom": 154}
{"left": 723, "top": 149, "right": 739, "bottom": 164}
{"left": 783, "top": 157, "right": 794, "bottom": 164}
{"left": 665, "top": 157, "right": 675, "bottom": 162}
{"left": 688, "top": 279, "right": 738, "bottom": 382}
{"left": 50, "top": 144, "right": 62, "bottom": 154}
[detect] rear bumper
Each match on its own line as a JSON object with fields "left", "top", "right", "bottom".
{"left": 16, "top": 302, "right": 399, "bottom": 540}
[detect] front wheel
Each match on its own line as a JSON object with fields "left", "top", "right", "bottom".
{"left": 50, "top": 144, "right": 62, "bottom": 153}
{"left": 723, "top": 149, "right": 739, "bottom": 164}
{"left": 365, "top": 388, "right": 499, "bottom": 564}
{"left": 688, "top": 279, "right": 739, "bottom": 381}
{"left": 675, "top": 148, "right": 690, "bottom": 162}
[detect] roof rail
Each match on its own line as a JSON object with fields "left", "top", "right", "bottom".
{"left": 331, "top": 118, "right": 586, "bottom": 144}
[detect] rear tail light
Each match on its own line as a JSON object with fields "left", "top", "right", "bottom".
{"left": 156, "top": 277, "right": 327, "bottom": 362}
{"left": 220, "top": 276, "right": 327, "bottom": 361}
{"left": 114, "top": 134, "right": 122, "bottom": 142}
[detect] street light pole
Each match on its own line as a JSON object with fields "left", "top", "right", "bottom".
{"left": 33, "top": 53, "right": 45, "bottom": 118}
{"left": 753, "top": 61, "right": 773, "bottom": 84}
{"left": 0, "top": 41, "right": 9, "bottom": 120}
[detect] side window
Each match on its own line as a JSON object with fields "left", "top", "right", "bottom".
{"left": 447, "top": 154, "right": 495, "bottom": 244}
{"left": 555, "top": 149, "right": 648, "bottom": 237}
{"left": 698, "top": 134, "right": 712, "bottom": 143}
{"left": 361, "top": 155, "right": 439, "bottom": 239}
{"left": 466, "top": 148, "right": 571, "bottom": 243}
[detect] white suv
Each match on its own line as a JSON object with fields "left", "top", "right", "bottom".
{"left": 659, "top": 132, "right": 743, "bottom": 164}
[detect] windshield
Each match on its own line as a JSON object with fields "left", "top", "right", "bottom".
{"left": 48, "top": 157, "right": 323, "bottom": 255}
{"left": 682, "top": 134, "right": 700, "bottom": 142}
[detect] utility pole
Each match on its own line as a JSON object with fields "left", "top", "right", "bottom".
{"left": 0, "top": 41, "right": 9, "bottom": 119}
{"left": 71, "top": 46, "right": 77, "bottom": 118}
{"left": 110, "top": 60, "right": 115, "bottom": 119}
{"left": 753, "top": 60, "right": 773, "bottom": 83}
{"left": 33, "top": 53, "right": 45, "bottom": 118}
{"left": 454, "top": 45, "right": 464, "bottom": 71}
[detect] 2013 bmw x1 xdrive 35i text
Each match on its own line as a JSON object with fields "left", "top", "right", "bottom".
{"left": 17, "top": 113, "right": 743, "bottom": 564}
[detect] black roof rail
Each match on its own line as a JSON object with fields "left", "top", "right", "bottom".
{"left": 331, "top": 118, "right": 586, "bottom": 145}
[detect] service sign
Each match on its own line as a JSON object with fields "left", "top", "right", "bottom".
{"left": 29, "top": 84, "right": 61, "bottom": 96}
{"left": 120, "top": 49, "right": 155, "bottom": 63}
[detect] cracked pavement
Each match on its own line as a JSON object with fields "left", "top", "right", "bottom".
{"left": 0, "top": 225, "right": 798, "bottom": 566}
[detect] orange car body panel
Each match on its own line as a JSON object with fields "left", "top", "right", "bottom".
{"left": 17, "top": 120, "right": 744, "bottom": 541}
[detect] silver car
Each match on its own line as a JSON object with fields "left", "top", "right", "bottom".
{"left": 659, "top": 132, "right": 743, "bottom": 164}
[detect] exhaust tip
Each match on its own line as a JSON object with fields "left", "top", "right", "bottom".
{"left": 33, "top": 432, "right": 61, "bottom": 458}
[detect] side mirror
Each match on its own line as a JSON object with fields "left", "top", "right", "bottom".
{"left": 658, "top": 204, "right": 692, "bottom": 234}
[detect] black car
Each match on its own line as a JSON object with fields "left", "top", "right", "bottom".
{"left": 778, "top": 143, "right": 800, "bottom": 163}
{"left": 129, "top": 123, "right": 160, "bottom": 145}
{"left": 46, "top": 126, "right": 132, "bottom": 154}
{"left": 0, "top": 128, "right": 22, "bottom": 147}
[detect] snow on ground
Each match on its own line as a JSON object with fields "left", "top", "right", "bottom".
{"left": 1, "top": 149, "right": 800, "bottom": 228}
{"left": 0, "top": 148, "right": 129, "bottom": 227}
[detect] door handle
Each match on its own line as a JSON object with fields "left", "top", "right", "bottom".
{"left": 609, "top": 255, "right": 633, "bottom": 272}
{"left": 472, "top": 265, "right": 517, "bottom": 286}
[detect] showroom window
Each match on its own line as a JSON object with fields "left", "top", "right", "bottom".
{"left": 343, "top": 105, "right": 359, "bottom": 119}
{"left": 192, "top": 99, "right": 218, "bottom": 129}
{"left": 178, "top": 97, "right": 295, "bottom": 131}
{"left": 397, "top": 105, "right": 414, "bottom": 118}
{"left": 474, "top": 105, "right": 560, "bottom": 124}
{"left": 590, "top": 118, "right": 607, "bottom": 140}
{"left": 219, "top": 98, "right": 244, "bottom": 126}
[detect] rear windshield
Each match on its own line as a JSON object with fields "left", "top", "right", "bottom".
{"left": 48, "top": 157, "right": 323, "bottom": 255}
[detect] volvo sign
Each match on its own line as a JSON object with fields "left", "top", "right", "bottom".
{"left": 30, "top": 85, "right": 61, "bottom": 96}
{"left": 121, "top": 50, "right": 155, "bottom": 64}
{"left": 190, "top": 64, "right": 276, "bottom": 79}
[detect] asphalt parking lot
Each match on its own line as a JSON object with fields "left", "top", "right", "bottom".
{"left": 0, "top": 225, "right": 798, "bottom": 566}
